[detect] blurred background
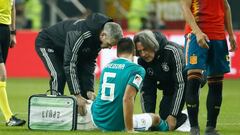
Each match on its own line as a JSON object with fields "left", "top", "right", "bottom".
{"left": 7, "top": 0, "right": 240, "bottom": 79}
{"left": 15, "top": 0, "right": 240, "bottom": 30}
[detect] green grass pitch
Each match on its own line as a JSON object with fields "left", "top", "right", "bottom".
{"left": 0, "top": 78, "right": 239, "bottom": 135}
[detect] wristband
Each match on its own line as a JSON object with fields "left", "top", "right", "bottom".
{"left": 10, "top": 30, "right": 16, "bottom": 35}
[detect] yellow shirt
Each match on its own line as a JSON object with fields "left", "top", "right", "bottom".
{"left": 0, "top": 0, "right": 13, "bottom": 25}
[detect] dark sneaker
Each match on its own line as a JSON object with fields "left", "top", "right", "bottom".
{"left": 190, "top": 126, "right": 200, "bottom": 135}
{"left": 6, "top": 116, "right": 26, "bottom": 126}
{"left": 175, "top": 113, "right": 188, "bottom": 129}
{"left": 205, "top": 127, "right": 220, "bottom": 135}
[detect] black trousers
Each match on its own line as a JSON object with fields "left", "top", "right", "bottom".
{"left": 35, "top": 36, "right": 95, "bottom": 98}
{"left": 35, "top": 44, "right": 66, "bottom": 95}
{"left": 0, "top": 24, "right": 10, "bottom": 63}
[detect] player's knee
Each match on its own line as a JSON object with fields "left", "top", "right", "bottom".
{"left": 187, "top": 70, "right": 203, "bottom": 81}
{"left": 186, "top": 71, "right": 203, "bottom": 94}
{"left": 0, "top": 65, "right": 7, "bottom": 81}
{"left": 186, "top": 71, "right": 203, "bottom": 106}
{"left": 207, "top": 75, "right": 223, "bottom": 105}
{"left": 201, "top": 73, "right": 207, "bottom": 88}
{"left": 207, "top": 75, "right": 224, "bottom": 84}
{"left": 150, "top": 113, "right": 160, "bottom": 126}
{"left": 0, "top": 75, "right": 6, "bottom": 81}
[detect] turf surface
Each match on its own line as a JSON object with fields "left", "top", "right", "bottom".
{"left": 0, "top": 78, "right": 239, "bottom": 135}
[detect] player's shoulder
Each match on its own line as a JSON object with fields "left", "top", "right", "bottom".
{"left": 128, "top": 62, "right": 146, "bottom": 75}
{"left": 111, "top": 58, "right": 145, "bottom": 72}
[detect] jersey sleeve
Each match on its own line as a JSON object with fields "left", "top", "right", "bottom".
{"left": 127, "top": 66, "right": 146, "bottom": 92}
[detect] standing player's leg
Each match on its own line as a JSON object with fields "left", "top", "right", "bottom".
{"left": 205, "top": 40, "right": 230, "bottom": 135}
{"left": 184, "top": 33, "right": 208, "bottom": 135}
{"left": 0, "top": 24, "right": 25, "bottom": 126}
{"left": 205, "top": 75, "right": 223, "bottom": 135}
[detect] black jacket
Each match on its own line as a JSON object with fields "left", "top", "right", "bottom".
{"left": 138, "top": 31, "right": 186, "bottom": 116}
{"left": 36, "top": 13, "right": 112, "bottom": 95}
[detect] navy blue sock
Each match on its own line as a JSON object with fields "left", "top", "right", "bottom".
{"left": 206, "top": 76, "right": 223, "bottom": 128}
{"left": 186, "top": 72, "right": 202, "bottom": 127}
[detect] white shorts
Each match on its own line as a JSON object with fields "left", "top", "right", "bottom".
{"left": 133, "top": 113, "right": 153, "bottom": 131}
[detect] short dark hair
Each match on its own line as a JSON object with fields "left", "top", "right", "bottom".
{"left": 117, "top": 37, "right": 135, "bottom": 55}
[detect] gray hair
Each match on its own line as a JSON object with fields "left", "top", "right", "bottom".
{"left": 103, "top": 22, "right": 123, "bottom": 42}
{"left": 133, "top": 30, "right": 159, "bottom": 52}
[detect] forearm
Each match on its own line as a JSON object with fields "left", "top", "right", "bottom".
{"left": 11, "top": 0, "right": 16, "bottom": 31}
{"left": 64, "top": 39, "right": 81, "bottom": 95}
{"left": 64, "top": 64, "right": 81, "bottom": 95}
{"left": 224, "top": 0, "right": 234, "bottom": 37}
{"left": 75, "top": 94, "right": 87, "bottom": 116}
{"left": 169, "top": 74, "right": 185, "bottom": 116}
{"left": 123, "top": 97, "right": 134, "bottom": 131}
{"left": 123, "top": 87, "right": 136, "bottom": 132}
{"left": 166, "top": 84, "right": 185, "bottom": 130}
{"left": 170, "top": 86, "right": 184, "bottom": 116}
{"left": 180, "top": 0, "right": 202, "bottom": 34}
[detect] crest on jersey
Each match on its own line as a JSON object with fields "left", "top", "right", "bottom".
{"left": 140, "top": 118, "right": 146, "bottom": 125}
{"left": 226, "top": 55, "right": 230, "bottom": 61}
{"left": 147, "top": 68, "right": 154, "bottom": 76}
{"left": 82, "top": 47, "right": 91, "bottom": 53}
{"left": 161, "top": 62, "right": 169, "bottom": 72}
{"left": 190, "top": 54, "right": 197, "bottom": 64}
{"left": 133, "top": 74, "right": 143, "bottom": 88}
{"left": 47, "top": 48, "right": 54, "bottom": 53}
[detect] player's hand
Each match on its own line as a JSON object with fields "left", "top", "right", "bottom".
{"left": 75, "top": 95, "right": 87, "bottom": 116}
{"left": 195, "top": 31, "right": 209, "bottom": 49}
{"left": 229, "top": 36, "right": 237, "bottom": 52}
{"left": 87, "top": 91, "right": 96, "bottom": 100}
{"left": 10, "top": 35, "right": 16, "bottom": 48}
{"left": 166, "top": 115, "right": 177, "bottom": 131}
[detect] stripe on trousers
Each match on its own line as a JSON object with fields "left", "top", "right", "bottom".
{"left": 69, "top": 31, "right": 91, "bottom": 94}
{"left": 40, "top": 48, "right": 58, "bottom": 92}
{"left": 165, "top": 45, "right": 185, "bottom": 116}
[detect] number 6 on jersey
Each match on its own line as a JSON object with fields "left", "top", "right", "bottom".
{"left": 101, "top": 72, "right": 116, "bottom": 101}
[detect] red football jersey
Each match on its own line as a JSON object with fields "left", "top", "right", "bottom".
{"left": 185, "top": 0, "right": 226, "bottom": 40}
